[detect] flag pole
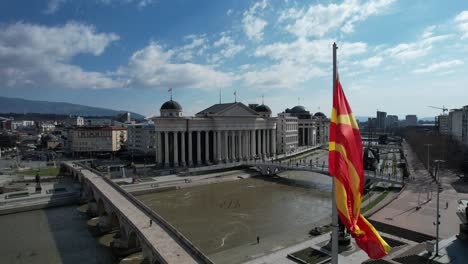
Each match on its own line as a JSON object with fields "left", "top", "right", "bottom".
{"left": 331, "top": 42, "right": 339, "bottom": 264}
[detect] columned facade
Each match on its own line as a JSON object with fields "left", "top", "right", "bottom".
{"left": 153, "top": 102, "right": 277, "bottom": 168}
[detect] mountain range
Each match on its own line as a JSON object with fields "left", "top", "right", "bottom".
{"left": 0, "top": 96, "right": 145, "bottom": 120}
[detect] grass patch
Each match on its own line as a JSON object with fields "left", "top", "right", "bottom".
{"left": 18, "top": 167, "right": 60, "bottom": 177}
{"left": 289, "top": 247, "right": 330, "bottom": 264}
{"left": 362, "top": 191, "right": 389, "bottom": 213}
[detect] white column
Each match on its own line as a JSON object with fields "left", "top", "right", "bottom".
{"left": 230, "top": 131, "right": 235, "bottom": 161}
{"left": 174, "top": 132, "right": 179, "bottom": 167}
{"left": 188, "top": 131, "right": 193, "bottom": 166}
{"left": 164, "top": 131, "right": 169, "bottom": 167}
{"left": 246, "top": 131, "right": 249, "bottom": 159}
{"left": 205, "top": 131, "right": 210, "bottom": 164}
{"left": 156, "top": 132, "right": 162, "bottom": 164}
{"left": 262, "top": 129, "right": 266, "bottom": 158}
{"left": 266, "top": 129, "right": 270, "bottom": 157}
{"left": 237, "top": 130, "right": 242, "bottom": 160}
{"left": 272, "top": 129, "right": 276, "bottom": 157}
{"left": 217, "top": 131, "right": 222, "bottom": 162}
{"left": 251, "top": 130, "right": 256, "bottom": 158}
{"left": 197, "top": 131, "right": 201, "bottom": 165}
{"left": 180, "top": 132, "right": 185, "bottom": 166}
{"left": 224, "top": 131, "right": 228, "bottom": 162}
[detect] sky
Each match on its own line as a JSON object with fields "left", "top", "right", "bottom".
{"left": 1, "top": 0, "right": 467, "bottom": 119}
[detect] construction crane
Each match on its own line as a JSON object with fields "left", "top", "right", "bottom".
{"left": 428, "top": 105, "right": 448, "bottom": 115}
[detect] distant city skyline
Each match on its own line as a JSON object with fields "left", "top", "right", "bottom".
{"left": 1, "top": 0, "right": 467, "bottom": 118}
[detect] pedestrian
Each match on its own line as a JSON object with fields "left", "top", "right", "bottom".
{"left": 446, "top": 201, "right": 449, "bottom": 209}
{"left": 257, "top": 236, "right": 260, "bottom": 244}
{"left": 149, "top": 219, "right": 152, "bottom": 227}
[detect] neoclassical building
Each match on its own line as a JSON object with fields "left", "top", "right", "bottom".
{"left": 152, "top": 100, "right": 276, "bottom": 167}
{"left": 283, "top": 105, "right": 329, "bottom": 147}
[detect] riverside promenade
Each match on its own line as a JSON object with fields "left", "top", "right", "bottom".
{"left": 370, "top": 141, "right": 468, "bottom": 238}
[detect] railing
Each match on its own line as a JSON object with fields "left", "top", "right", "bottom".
{"left": 70, "top": 161, "right": 213, "bottom": 264}
{"left": 246, "top": 161, "right": 404, "bottom": 184}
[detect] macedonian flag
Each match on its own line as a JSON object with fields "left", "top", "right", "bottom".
{"left": 328, "top": 75, "right": 391, "bottom": 259}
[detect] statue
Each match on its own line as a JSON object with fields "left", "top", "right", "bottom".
{"left": 35, "top": 173, "right": 42, "bottom": 192}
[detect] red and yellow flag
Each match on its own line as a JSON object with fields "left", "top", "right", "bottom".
{"left": 328, "top": 76, "right": 391, "bottom": 259}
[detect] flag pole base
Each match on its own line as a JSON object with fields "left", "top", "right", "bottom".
{"left": 325, "top": 232, "right": 354, "bottom": 253}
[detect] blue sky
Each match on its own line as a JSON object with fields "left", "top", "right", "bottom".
{"left": 1, "top": 0, "right": 467, "bottom": 119}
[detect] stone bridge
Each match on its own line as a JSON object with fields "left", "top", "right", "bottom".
{"left": 247, "top": 161, "right": 404, "bottom": 185}
{"left": 60, "top": 161, "right": 212, "bottom": 264}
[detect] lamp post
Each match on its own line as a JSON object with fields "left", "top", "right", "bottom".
{"left": 424, "top": 144, "right": 432, "bottom": 174}
{"left": 433, "top": 159, "right": 445, "bottom": 257}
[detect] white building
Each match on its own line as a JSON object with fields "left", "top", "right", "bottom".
{"left": 71, "top": 126, "right": 127, "bottom": 153}
{"left": 276, "top": 113, "right": 298, "bottom": 154}
{"left": 283, "top": 105, "right": 329, "bottom": 147}
{"left": 448, "top": 106, "right": 468, "bottom": 145}
{"left": 151, "top": 100, "right": 276, "bottom": 167}
{"left": 11, "top": 120, "right": 35, "bottom": 130}
{"left": 127, "top": 123, "right": 156, "bottom": 155}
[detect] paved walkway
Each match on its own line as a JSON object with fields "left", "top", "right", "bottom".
{"left": 370, "top": 141, "right": 468, "bottom": 238}
{"left": 66, "top": 162, "right": 204, "bottom": 264}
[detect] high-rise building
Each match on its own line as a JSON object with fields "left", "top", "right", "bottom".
{"left": 405, "top": 115, "right": 418, "bottom": 126}
{"left": 376, "top": 111, "right": 387, "bottom": 130}
{"left": 437, "top": 115, "right": 449, "bottom": 135}
{"left": 386, "top": 115, "right": 399, "bottom": 129}
{"left": 448, "top": 106, "right": 468, "bottom": 145}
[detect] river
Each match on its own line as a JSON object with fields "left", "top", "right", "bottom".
{"left": 135, "top": 171, "right": 332, "bottom": 263}
{"left": 0, "top": 205, "right": 116, "bottom": 264}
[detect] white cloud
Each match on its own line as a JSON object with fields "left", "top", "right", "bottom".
{"left": 175, "top": 34, "right": 208, "bottom": 61}
{"left": 44, "top": 0, "right": 67, "bottom": 14}
{"left": 242, "top": 0, "right": 268, "bottom": 41}
{"left": 255, "top": 38, "right": 367, "bottom": 64}
{"left": 213, "top": 35, "right": 245, "bottom": 58}
{"left": 413, "top": 60, "right": 464, "bottom": 74}
{"left": 359, "top": 56, "right": 383, "bottom": 68}
{"left": 118, "top": 42, "right": 234, "bottom": 90}
{"left": 0, "top": 22, "right": 120, "bottom": 89}
{"left": 241, "top": 60, "right": 325, "bottom": 89}
{"left": 385, "top": 31, "right": 451, "bottom": 61}
{"left": 282, "top": 0, "right": 395, "bottom": 37}
{"left": 455, "top": 10, "right": 468, "bottom": 39}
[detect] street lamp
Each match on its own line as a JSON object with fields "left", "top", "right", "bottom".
{"left": 424, "top": 144, "right": 432, "bottom": 174}
{"left": 433, "top": 159, "right": 445, "bottom": 257}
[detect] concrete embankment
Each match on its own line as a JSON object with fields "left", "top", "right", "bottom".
{"left": 0, "top": 192, "right": 80, "bottom": 215}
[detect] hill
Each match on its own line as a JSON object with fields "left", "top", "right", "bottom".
{"left": 0, "top": 96, "right": 145, "bottom": 120}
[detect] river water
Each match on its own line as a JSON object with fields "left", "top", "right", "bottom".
{"left": 0, "top": 206, "right": 116, "bottom": 264}
{"left": 135, "top": 171, "right": 332, "bottom": 262}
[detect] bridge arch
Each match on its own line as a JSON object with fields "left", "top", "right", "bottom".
{"left": 97, "top": 199, "right": 108, "bottom": 217}
{"left": 127, "top": 230, "right": 141, "bottom": 250}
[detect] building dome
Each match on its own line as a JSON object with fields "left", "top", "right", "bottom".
{"left": 314, "top": 112, "right": 326, "bottom": 118}
{"left": 255, "top": 104, "right": 271, "bottom": 113}
{"left": 160, "top": 100, "right": 182, "bottom": 111}
{"left": 290, "top": 105, "right": 307, "bottom": 113}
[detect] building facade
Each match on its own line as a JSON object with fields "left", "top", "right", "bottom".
{"left": 448, "top": 106, "right": 468, "bottom": 145}
{"left": 405, "top": 115, "right": 418, "bottom": 126}
{"left": 376, "top": 111, "right": 387, "bottom": 131}
{"left": 126, "top": 123, "right": 156, "bottom": 155}
{"left": 437, "top": 114, "right": 449, "bottom": 135}
{"left": 71, "top": 126, "right": 127, "bottom": 153}
{"left": 151, "top": 100, "right": 276, "bottom": 167}
{"left": 276, "top": 113, "right": 299, "bottom": 154}
{"left": 283, "top": 105, "right": 329, "bottom": 147}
